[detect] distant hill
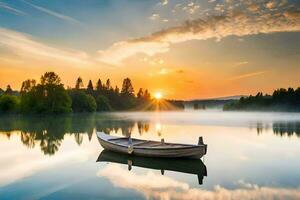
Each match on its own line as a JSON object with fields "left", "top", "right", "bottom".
{"left": 183, "top": 96, "right": 243, "bottom": 110}
{"left": 211, "top": 95, "right": 247, "bottom": 100}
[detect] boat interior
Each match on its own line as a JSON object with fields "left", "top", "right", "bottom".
{"left": 108, "top": 137, "right": 193, "bottom": 148}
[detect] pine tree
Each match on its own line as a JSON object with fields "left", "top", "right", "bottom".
{"left": 105, "top": 79, "right": 111, "bottom": 90}
{"left": 96, "top": 79, "right": 102, "bottom": 91}
{"left": 137, "top": 88, "right": 144, "bottom": 99}
{"left": 87, "top": 80, "right": 93, "bottom": 93}
{"left": 75, "top": 77, "right": 84, "bottom": 89}
{"left": 121, "top": 78, "right": 134, "bottom": 96}
{"left": 144, "top": 89, "right": 151, "bottom": 100}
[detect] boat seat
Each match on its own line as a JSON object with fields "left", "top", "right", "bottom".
{"left": 109, "top": 138, "right": 150, "bottom": 146}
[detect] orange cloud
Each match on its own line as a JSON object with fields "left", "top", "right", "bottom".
{"left": 228, "top": 71, "right": 267, "bottom": 81}
{"left": 97, "top": 2, "right": 300, "bottom": 65}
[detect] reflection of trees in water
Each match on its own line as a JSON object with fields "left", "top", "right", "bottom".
{"left": 137, "top": 122, "right": 150, "bottom": 135}
{"left": 70, "top": 114, "right": 95, "bottom": 142}
{"left": 21, "top": 131, "right": 36, "bottom": 148}
{"left": 95, "top": 119, "right": 150, "bottom": 137}
{"left": 0, "top": 115, "right": 151, "bottom": 155}
{"left": 253, "top": 122, "right": 267, "bottom": 135}
{"left": 253, "top": 122, "right": 300, "bottom": 137}
{"left": 5, "top": 116, "right": 71, "bottom": 155}
{"left": 95, "top": 120, "right": 133, "bottom": 136}
{"left": 273, "top": 122, "right": 300, "bottom": 137}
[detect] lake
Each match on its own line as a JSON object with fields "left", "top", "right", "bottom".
{"left": 0, "top": 111, "right": 300, "bottom": 200}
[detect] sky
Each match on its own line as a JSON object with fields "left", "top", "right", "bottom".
{"left": 0, "top": 0, "right": 299, "bottom": 99}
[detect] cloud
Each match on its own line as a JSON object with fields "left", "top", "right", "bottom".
{"left": 97, "top": 164, "right": 188, "bottom": 191}
{"left": 158, "top": 68, "right": 168, "bottom": 75}
{"left": 0, "top": 2, "right": 26, "bottom": 15}
{"left": 228, "top": 71, "right": 266, "bottom": 81}
{"left": 160, "top": 0, "right": 168, "bottom": 6}
{"left": 182, "top": 2, "right": 200, "bottom": 14}
{"left": 247, "top": 3, "right": 260, "bottom": 12}
{"left": 97, "top": 40, "right": 169, "bottom": 65}
{"left": 23, "top": 0, "right": 80, "bottom": 24}
{"left": 149, "top": 13, "right": 160, "bottom": 20}
{"left": 266, "top": 0, "right": 277, "bottom": 9}
{"left": 235, "top": 61, "right": 249, "bottom": 66}
{"left": 0, "top": 133, "right": 96, "bottom": 187}
{"left": 97, "top": 1, "right": 300, "bottom": 65}
{"left": 284, "top": 10, "right": 300, "bottom": 20}
{"left": 98, "top": 164, "right": 300, "bottom": 200}
{"left": 176, "top": 69, "right": 184, "bottom": 73}
{"left": 0, "top": 28, "right": 90, "bottom": 66}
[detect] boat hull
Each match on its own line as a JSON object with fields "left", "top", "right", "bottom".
{"left": 97, "top": 132, "right": 207, "bottom": 159}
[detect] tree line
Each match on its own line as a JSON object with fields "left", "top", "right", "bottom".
{"left": 0, "top": 72, "right": 158, "bottom": 114}
{"left": 223, "top": 87, "right": 300, "bottom": 111}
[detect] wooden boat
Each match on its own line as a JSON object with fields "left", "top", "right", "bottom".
{"left": 97, "top": 132, "right": 207, "bottom": 159}
{"left": 97, "top": 150, "right": 207, "bottom": 184}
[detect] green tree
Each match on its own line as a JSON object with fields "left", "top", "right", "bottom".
{"left": 85, "top": 94, "right": 97, "bottom": 112}
{"left": 34, "top": 85, "right": 71, "bottom": 113}
{"left": 20, "top": 72, "right": 72, "bottom": 114}
{"left": 41, "top": 72, "right": 61, "bottom": 85}
{"left": 224, "top": 87, "right": 300, "bottom": 111}
{"left": 69, "top": 90, "right": 96, "bottom": 112}
{"left": 4, "top": 85, "right": 13, "bottom": 95}
{"left": 96, "top": 95, "right": 112, "bottom": 111}
{"left": 20, "top": 79, "right": 36, "bottom": 94}
{"left": 0, "top": 95, "right": 20, "bottom": 113}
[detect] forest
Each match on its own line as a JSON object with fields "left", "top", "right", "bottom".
{"left": 0, "top": 72, "right": 183, "bottom": 114}
{"left": 223, "top": 87, "right": 300, "bottom": 111}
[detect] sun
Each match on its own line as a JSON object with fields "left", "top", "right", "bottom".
{"left": 154, "top": 92, "right": 162, "bottom": 100}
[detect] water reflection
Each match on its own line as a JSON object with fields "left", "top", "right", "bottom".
{"left": 97, "top": 150, "right": 207, "bottom": 185}
{"left": 1, "top": 113, "right": 300, "bottom": 156}
{"left": 0, "top": 112, "right": 300, "bottom": 199}
{"left": 98, "top": 163, "right": 300, "bottom": 200}
{"left": 252, "top": 122, "right": 300, "bottom": 137}
{"left": 273, "top": 122, "right": 300, "bottom": 137}
{"left": 0, "top": 115, "right": 150, "bottom": 156}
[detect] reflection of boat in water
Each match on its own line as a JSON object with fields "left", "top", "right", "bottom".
{"left": 97, "top": 150, "right": 207, "bottom": 185}
{"left": 97, "top": 132, "right": 207, "bottom": 159}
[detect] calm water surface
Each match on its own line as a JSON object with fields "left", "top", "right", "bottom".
{"left": 0, "top": 111, "right": 300, "bottom": 200}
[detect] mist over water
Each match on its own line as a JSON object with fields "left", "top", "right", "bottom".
{"left": 110, "top": 110, "right": 300, "bottom": 128}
